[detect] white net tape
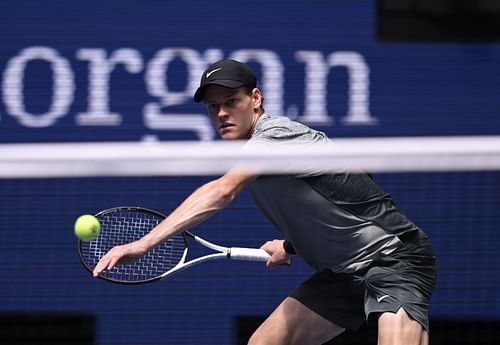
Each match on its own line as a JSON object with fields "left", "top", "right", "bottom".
{"left": 1, "top": 136, "right": 500, "bottom": 178}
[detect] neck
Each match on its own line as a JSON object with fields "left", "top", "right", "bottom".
{"left": 245, "top": 111, "right": 264, "bottom": 139}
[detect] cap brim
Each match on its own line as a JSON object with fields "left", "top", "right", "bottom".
{"left": 193, "top": 80, "right": 246, "bottom": 102}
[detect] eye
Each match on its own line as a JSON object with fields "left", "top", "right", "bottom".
{"left": 226, "top": 98, "right": 238, "bottom": 106}
{"left": 207, "top": 103, "right": 218, "bottom": 112}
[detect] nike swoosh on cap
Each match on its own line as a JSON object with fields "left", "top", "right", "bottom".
{"left": 206, "top": 68, "right": 222, "bottom": 78}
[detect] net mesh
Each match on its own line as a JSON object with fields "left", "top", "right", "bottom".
{"left": 1, "top": 138, "right": 499, "bottom": 344}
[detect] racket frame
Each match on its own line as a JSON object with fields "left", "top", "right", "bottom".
{"left": 78, "top": 206, "right": 269, "bottom": 284}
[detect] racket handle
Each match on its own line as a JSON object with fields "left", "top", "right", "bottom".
{"left": 229, "top": 247, "right": 270, "bottom": 262}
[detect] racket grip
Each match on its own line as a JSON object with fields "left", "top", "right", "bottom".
{"left": 229, "top": 247, "right": 270, "bottom": 262}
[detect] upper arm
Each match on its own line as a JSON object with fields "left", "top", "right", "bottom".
{"left": 215, "top": 167, "right": 258, "bottom": 199}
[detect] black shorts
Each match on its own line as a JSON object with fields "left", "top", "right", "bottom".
{"left": 289, "top": 229, "right": 437, "bottom": 332}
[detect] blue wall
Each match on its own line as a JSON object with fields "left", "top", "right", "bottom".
{"left": 1, "top": 1, "right": 499, "bottom": 344}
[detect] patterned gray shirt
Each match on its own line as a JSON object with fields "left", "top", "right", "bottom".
{"left": 247, "top": 114, "right": 417, "bottom": 274}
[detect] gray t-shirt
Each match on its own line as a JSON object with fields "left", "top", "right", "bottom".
{"left": 247, "top": 114, "right": 418, "bottom": 274}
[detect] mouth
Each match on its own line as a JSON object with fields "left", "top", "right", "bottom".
{"left": 219, "top": 123, "right": 234, "bottom": 131}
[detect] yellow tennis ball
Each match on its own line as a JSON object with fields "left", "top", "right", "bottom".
{"left": 74, "top": 214, "right": 100, "bottom": 241}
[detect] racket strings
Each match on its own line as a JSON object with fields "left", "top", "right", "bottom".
{"left": 79, "top": 210, "right": 186, "bottom": 283}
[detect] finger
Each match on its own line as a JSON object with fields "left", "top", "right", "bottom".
{"left": 267, "top": 256, "right": 284, "bottom": 268}
{"left": 106, "top": 256, "right": 120, "bottom": 271}
{"left": 267, "top": 257, "right": 280, "bottom": 268}
{"left": 93, "top": 261, "right": 106, "bottom": 277}
{"left": 93, "top": 254, "right": 111, "bottom": 277}
{"left": 266, "top": 258, "right": 273, "bottom": 267}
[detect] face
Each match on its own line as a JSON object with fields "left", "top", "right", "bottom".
{"left": 203, "top": 86, "right": 262, "bottom": 140}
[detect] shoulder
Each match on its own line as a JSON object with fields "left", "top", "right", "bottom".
{"left": 252, "top": 114, "right": 326, "bottom": 142}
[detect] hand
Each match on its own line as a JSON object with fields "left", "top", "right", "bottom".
{"left": 260, "top": 239, "right": 293, "bottom": 268}
{"left": 92, "top": 241, "right": 148, "bottom": 277}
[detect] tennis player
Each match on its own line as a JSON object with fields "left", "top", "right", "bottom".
{"left": 94, "top": 59, "right": 437, "bottom": 345}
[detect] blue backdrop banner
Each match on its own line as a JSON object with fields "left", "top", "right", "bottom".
{"left": 1, "top": 1, "right": 499, "bottom": 345}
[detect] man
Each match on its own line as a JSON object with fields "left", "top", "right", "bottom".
{"left": 93, "top": 59, "right": 437, "bottom": 345}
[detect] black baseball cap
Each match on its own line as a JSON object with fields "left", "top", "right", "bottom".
{"left": 193, "top": 59, "right": 257, "bottom": 103}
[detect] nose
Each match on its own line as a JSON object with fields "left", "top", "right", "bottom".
{"left": 216, "top": 104, "right": 229, "bottom": 118}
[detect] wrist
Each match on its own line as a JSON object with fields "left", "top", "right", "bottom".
{"left": 283, "top": 240, "right": 296, "bottom": 255}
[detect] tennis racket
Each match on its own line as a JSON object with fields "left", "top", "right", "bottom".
{"left": 78, "top": 206, "right": 270, "bottom": 284}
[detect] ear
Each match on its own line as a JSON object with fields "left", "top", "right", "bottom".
{"left": 251, "top": 88, "right": 263, "bottom": 110}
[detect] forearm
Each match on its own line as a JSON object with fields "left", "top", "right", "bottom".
{"left": 139, "top": 179, "right": 234, "bottom": 251}
{"left": 139, "top": 166, "right": 258, "bottom": 251}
